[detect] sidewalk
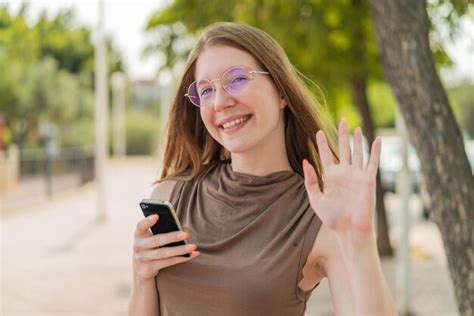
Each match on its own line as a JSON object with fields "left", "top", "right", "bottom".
{"left": 1, "top": 157, "right": 459, "bottom": 315}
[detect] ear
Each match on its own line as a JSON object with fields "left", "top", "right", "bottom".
{"left": 279, "top": 95, "right": 287, "bottom": 109}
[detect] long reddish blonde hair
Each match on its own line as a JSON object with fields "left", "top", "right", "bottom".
{"left": 157, "top": 22, "right": 338, "bottom": 186}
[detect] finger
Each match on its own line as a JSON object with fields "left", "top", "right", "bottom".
{"left": 135, "top": 230, "right": 189, "bottom": 253}
{"left": 338, "top": 118, "right": 351, "bottom": 164}
{"left": 366, "top": 136, "right": 381, "bottom": 176}
{"left": 143, "top": 243, "right": 197, "bottom": 261}
{"left": 147, "top": 230, "right": 189, "bottom": 249}
{"left": 303, "top": 159, "right": 322, "bottom": 196}
{"left": 316, "top": 130, "right": 334, "bottom": 168}
{"left": 135, "top": 214, "right": 159, "bottom": 238}
{"left": 353, "top": 127, "right": 363, "bottom": 169}
{"left": 154, "top": 251, "right": 200, "bottom": 270}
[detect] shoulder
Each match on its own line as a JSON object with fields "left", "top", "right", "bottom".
{"left": 150, "top": 180, "right": 178, "bottom": 200}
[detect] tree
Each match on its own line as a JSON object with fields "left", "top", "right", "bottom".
{"left": 19, "top": 57, "right": 83, "bottom": 134}
{"left": 370, "top": 1, "right": 474, "bottom": 314}
{"left": 0, "top": 3, "right": 124, "bottom": 148}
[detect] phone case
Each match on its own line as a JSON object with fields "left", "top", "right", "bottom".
{"left": 139, "top": 199, "right": 190, "bottom": 257}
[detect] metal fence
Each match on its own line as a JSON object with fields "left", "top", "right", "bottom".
{"left": 0, "top": 145, "right": 95, "bottom": 212}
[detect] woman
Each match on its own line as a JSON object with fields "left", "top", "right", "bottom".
{"left": 129, "top": 22, "right": 397, "bottom": 315}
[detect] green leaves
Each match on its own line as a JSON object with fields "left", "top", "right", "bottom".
{"left": 0, "top": 4, "right": 122, "bottom": 147}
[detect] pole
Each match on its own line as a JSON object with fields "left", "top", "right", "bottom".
{"left": 94, "top": 0, "right": 108, "bottom": 223}
{"left": 396, "top": 110, "right": 412, "bottom": 315}
{"left": 111, "top": 72, "right": 127, "bottom": 158}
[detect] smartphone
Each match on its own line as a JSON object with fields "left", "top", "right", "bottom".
{"left": 139, "top": 199, "right": 190, "bottom": 257}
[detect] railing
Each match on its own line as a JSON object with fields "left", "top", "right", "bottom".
{"left": 0, "top": 145, "right": 95, "bottom": 212}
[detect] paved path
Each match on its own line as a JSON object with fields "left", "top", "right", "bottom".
{"left": 1, "top": 157, "right": 459, "bottom": 315}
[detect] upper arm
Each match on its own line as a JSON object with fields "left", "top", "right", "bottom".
{"left": 150, "top": 180, "right": 178, "bottom": 200}
{"left": 313, "top": 224, "right": 356, "bottom": 314}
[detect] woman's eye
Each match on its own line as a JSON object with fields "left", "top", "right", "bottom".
{"left": 231, "top": 76, "right": 248, "bottom": 84}
{"left": 200, "top": 87, "right": 212, "bottom": 97}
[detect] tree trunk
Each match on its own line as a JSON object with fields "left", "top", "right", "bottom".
{"left": 370, "top": 1, "right": 474, "bottom": 314}
{"left": 352, "top": 77, "right": 394, "bottom": 256}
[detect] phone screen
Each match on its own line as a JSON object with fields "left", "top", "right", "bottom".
{"left": 139, "top": 199, "right": 188, "bottom": 250}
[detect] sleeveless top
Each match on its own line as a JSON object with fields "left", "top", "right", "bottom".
{"left": 155, "top": 161, "right": 322, "bottom": 316}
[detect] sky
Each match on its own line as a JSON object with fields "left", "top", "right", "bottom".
{"left": 5, "top": 0, "right": 474, "bottom": 83}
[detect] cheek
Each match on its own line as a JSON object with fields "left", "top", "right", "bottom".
{"left": 247, "top": 83, "right": 281, "bottom": 112}
{"left": 200, "top": 109, "right": 219, "bottom": 138}
{"left": 251, "top": 92, "right": 282, "bottom": 122}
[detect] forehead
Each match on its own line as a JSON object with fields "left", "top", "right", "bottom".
{"left": 195, "top": 45, "right": 260, "bottom": 81}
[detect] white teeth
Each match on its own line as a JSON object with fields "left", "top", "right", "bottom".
{"left": 221, "top": 115, "right": 250, "bottom": 130}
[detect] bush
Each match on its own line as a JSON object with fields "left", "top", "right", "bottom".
{"left": 125, "top": 110, "right": 160, "bottom": 155}
{"left": 61, "top": 118, "right": 94, "bottom": 147}
{"left": 59, "top": 110, "right": 161, "bottom": 156}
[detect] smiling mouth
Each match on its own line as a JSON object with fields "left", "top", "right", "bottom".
{"left": 218, "top": 114, "right": 252, "bottom": 130}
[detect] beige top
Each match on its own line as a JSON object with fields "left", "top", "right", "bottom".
{"left": 156, "top": 161, "right": 322, "bottom": 315}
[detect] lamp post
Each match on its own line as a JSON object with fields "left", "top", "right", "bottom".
{"left": 111, "top": 71, "right": 127, "bottom": 158}
{"left": 94, "top": 0, "right": 108, "bottom": 223}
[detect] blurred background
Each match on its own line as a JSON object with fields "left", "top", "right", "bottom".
{"left": 1, "top": 0, "right": 473, "bottom": 315}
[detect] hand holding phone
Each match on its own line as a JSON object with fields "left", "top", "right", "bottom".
{"left": 139, "top": 199, "right": 189, "bottom": 250}
{"left": 132, "top": 199, "right": 200, "bottom": 281}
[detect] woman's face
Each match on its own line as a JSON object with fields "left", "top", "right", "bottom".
{"left": 194, "top": 45, "right": 286, "bottom": 154}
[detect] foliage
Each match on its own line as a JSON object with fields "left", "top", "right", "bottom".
{"left": 61, "top": 117, "right": 95, "bottom": 147}
{"left": 447, "top": 81, "right": 474, "bottom": 138}
{"left": 125, "top": 110, "right": 161, "bottom": 155}
{"left": 367, "top": 82, "right": 397, "bottom": 128}
{"left": 0, "top": 3, "right": 124, "bottom": 148}
{"left": 35, "top": 9, "right": 94, "bottom": 74}
{"left": 19, "top": 58, "right": 82, "bottom": 123}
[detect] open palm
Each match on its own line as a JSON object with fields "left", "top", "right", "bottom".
{"left": 303, "top": 119, "right": 381, "bottom": 234}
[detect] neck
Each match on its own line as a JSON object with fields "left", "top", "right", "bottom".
{"left": 230, "top": 118, "right": 292, "bottom": 177}
{"left": 230, "top": 156, "right": 292, "bottom": 176}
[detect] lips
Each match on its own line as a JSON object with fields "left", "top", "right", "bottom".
{"left": 218, "top": 114, "right": 252, "bottom": 130}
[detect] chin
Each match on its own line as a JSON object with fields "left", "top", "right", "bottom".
{"left": 221, "top": 139, "right": 255, "bottom": 154}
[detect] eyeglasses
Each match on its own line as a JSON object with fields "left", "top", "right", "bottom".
{"left": 185, "top": 66, "right": 270, "bottom": 107}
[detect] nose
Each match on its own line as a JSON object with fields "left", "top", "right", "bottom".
{"left": 212, "top": 82, "right": 234, "bottom": 111}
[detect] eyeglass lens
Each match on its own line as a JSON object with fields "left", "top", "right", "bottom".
{"left": 188, "top": 67, "right": 252, "bottom": 107}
